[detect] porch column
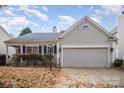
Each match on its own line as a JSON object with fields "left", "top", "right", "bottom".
{"left": 61, "top": 46, "right": 63, "bottom": 68}
{"left": 20, "top": 45, "right": 23, "bottom": 62}
{"left": 47, "top": 43, "right": 49, "bottom": 54}
{"left": 108, "top": 47, "right": 110, "bottom": 68}
{"left": 6, "top": 45, "right": 9, "bottom": 65}
{"left": 42, "top": 45, "right": 44, "bottom": 55}
{"left": 112, "top": 49, "right": 115, "bottom": 64}
{"left": 20, "top": 45, "right": 23, "bottom": 54}
{"left": 56, "top": 42, "right": 60, "bottom": 65}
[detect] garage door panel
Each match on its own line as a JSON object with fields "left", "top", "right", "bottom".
{"left": 63, "top": 48, "right": 108, "bottom": 67}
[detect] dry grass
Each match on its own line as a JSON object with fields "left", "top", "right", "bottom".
{"left": 0, "top": 66, "right": 112, "bottom": 88}
{"left": 0, "top": 66, "right": 63, "bottom": 88}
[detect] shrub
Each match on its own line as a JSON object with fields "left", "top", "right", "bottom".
{"left": 42, "top": 54, "right": 50, "bottom": 66}
{"left": 0, "top": 54, "right": 10, "bottom": 65}
{"left": 0, "top": 54, "right": 6, "bottom": 65}
{"left": 10, "top": 54, "right": 55, "bottom": 67}
{"left": 28, "top": 54, "right": 40, "bottom": 65}
{"left": 10, "top": 54, "right": 20, "bottom": 66}
{"left": 114, "top": 59, "right": 123, "bottom": 67}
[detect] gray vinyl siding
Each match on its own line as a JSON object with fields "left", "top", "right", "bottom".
{"left": 62, "top": 19, "right": 110, "bottom": 45}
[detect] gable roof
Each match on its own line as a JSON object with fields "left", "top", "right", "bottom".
{"left": 111, "top": 26, "right": 117, "bottom": 34}
{"left": 57, "top": 16, "right": 117, "bottom": 40}
{"left": 5, "top": 16, "right": 118, "bottom": 44}
{"left": 5, "top": 33, "right": 59, "bottom": 43}
{"left": 0, "top": 25, "right": 12, "bottom": 38}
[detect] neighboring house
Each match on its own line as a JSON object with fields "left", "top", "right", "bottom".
{"left": 4, "top": 16, "right": 117, "bottom": 68}
{"left": 111, "top": 12, "right": 124, "bottom": 60}
{"left": 0, "top": 26, "right": 15, "bottom": 56}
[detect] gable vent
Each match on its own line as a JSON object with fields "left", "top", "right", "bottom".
{"left": 81, "top": 25, "right": 89, "bottom": 29}
{"left": 83, "top": 25, "right": 89, "bottom": 28}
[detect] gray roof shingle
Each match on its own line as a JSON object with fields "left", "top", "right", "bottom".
{"left": 5, "top": 33, "right": 59, "bottom": 43}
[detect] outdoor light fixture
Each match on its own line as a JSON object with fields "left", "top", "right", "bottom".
{"left": 110, "top": 47, "right": 114, "bottom": 52}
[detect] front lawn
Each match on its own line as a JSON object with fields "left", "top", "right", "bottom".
{"left": 0, "top": 66, "right": 63, "bottom": 88}
{"left": 0, "top": 66, "right": 112, "bottom": 88}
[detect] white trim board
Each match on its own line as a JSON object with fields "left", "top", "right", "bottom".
{"left": 25, "top": 45, "right": 39, "bottom": 46}
{"left": 62, "top": 45, "right": 110, "bottom": 48}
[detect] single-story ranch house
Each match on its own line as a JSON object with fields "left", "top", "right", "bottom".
{"left": 4, "top": 15, "right": 119, "bottom": 68}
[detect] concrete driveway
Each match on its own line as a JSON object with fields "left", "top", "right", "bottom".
{"left": 63, "top": 68, "right": 124, "bottom": 87}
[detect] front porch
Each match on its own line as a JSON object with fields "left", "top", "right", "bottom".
{"left": 5, "top": 41, "right": 61, "bottom": 67}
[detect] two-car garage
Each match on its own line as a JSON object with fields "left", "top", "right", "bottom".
{"left": 57, "top": 16, "right": 116, "bottom": 68}
{"left": 62, "top": 46, "right": 110, "bottom": 68}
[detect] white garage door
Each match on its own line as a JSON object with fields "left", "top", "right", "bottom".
{"left": 63, "top": 48, "right": 108, "bottom": 67}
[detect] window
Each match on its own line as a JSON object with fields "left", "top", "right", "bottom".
{"left": 16, "top": 47, "right": 20, "bottom": 54}
{"left": 26, "top": 46, "right": 39, "bottom": 54}
{"left": 43, "top": 45, "right": 57, "bottom": 54}
{"left": 48, "top": 46, "right": 54, "bottom": 54}
{"left": 27, "top": 46, "right": 32, "bottom": 54}
{"left": 51, "top": 46, "right": 53, "bottom": 53}
{"left": 32, "top": 46, "right": 39, "bottom": 54}
{"left": 48, "top": 46, "right": 50, "bottom": 53}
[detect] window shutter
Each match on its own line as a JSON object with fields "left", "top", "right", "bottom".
{"left": 23, "top": 46, "right": 25, "bottom": 53}
{"left": 44, "top": 46, "right": 47, "bottom": 54}
{"left": 54, "top": 45, "right": 57, "bottom": 54}
{"left": 39, "top": 46, "right": 42, "bottom": 54}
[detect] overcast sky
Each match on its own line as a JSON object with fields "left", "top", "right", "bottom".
{"left": 0, "top": 5, "right": 123, "bottom": 36}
